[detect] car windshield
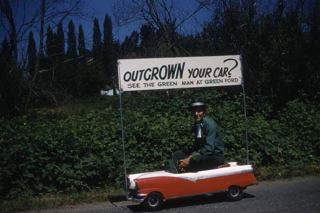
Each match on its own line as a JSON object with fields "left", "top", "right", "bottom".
{"left": 165, "top": 165, "right": 179, "bottom": 173}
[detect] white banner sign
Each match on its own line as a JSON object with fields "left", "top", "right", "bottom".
{"left": 118, "top": 55, "right": 242, "bottom": 91}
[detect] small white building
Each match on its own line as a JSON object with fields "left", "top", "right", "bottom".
{"left": 100, "top": 87, "right": 121, "bottom": 96}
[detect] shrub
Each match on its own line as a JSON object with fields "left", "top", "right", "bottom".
{"left": 0, "top": 91, "right": 319, "bottom": 200}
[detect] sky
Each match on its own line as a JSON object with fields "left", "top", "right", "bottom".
{"left": 0, "top": 0, "right": 214, "bottom": 64}
{"left": 71, "top": 0, "right": 211, "bottom": 45}
{"left": 76, "top": 0, "right": 119, "bottom": 42}
{"left": 76, "top": 0, "right": 280, "bottom": 44}
{"left": 1, "top": 0, "right": 282, "bottom": 55}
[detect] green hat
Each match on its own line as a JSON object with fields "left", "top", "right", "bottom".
{"left": 189, "top": 98, "right": 206, "bottom": 110}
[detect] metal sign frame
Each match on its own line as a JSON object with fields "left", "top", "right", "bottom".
{"left": 117, "top": 55, "right": 249, "bottom": 194}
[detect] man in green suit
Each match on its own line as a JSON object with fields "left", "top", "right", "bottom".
{"left": 171, "top": 99, "right": 225, "bottom": 173}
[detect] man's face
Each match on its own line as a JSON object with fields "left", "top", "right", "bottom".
{"left": 190, "top": 106, "right": 206, "bottom": 123}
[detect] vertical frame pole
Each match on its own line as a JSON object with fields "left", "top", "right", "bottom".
{"left": 118, "top": 63, "right": 128, "bottom": 198}
{"left": 240, "top": 55, "right": 249, "bottom": 165}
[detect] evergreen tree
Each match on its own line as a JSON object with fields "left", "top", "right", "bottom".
{"left": 56, "top": 21, "right": 65, "bottom": 60}
{"left": 0, "top": 38, "right": 19, "bottom": 113}
{"left": 139, "top": 24, "right": 156, "bottom": 57}
{"left": 0, "top": 38, "right": 12, "bottom": 76}
{"left": 0, "top": 38, "right": 11, "bottom": 60}
{"left": 92, "top": 18, "right": 102, "bottom": 59}
{"left": 103, "top": 14, "right": 113, "bottom": 52}
{"left": 27, "top": 31, "right": 37, "bottom": 76}
{"left": 67, "top": 19, "right": 77, "bottom": 58}
{"left": 305, "top": 0, "right": 320, "bottom": 95}
{"left": 46, "top": 25, "right": 54, "bottom": 58}
{"left": 121, "top": 31, "right": 139, "bottom": 58}
{"left": 103, "top": 14, "right": 115, "bottom": 85}
{"left": 78, "top": 24, "right": 86, "bottom": 58}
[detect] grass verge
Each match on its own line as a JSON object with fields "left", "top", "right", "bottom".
{"left": 0, "top": 187, "right": 126, "bottom": 213}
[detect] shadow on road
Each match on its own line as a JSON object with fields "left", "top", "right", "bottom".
{"left": 126, "top": 192, "right": 256, "bottom": 211}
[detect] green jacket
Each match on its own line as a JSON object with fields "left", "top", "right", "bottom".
{"left": 191, "top": 117, "right": 224, "bottom": 156}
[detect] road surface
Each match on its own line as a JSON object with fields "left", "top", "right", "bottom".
{"left": 26, "top": 175, "right": 320, "bottom": 213}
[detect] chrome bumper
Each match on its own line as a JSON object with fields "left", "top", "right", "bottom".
{"left": 127, "top": 193, "right": 147, "bottom": 203}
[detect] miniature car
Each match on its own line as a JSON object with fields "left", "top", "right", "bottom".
{"left": 127, "top": 162, "right": 258, "bottom": 211}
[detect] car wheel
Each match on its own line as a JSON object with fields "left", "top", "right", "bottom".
{"left": 226, "top": 185, "right": 243, "bottom": 201}
{"left": 142, "top": 192, "right": 164, "bottom": 211}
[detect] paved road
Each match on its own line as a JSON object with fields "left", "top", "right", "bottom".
{"left": 28, "top": 175, "right": 320, "bottom": 213}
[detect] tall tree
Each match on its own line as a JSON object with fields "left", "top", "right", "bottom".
{"left": 78, "top": 24, "right": 86, "bottom": 58}
{"left": 0, "top": 0, "right": 18, "bottom": 70}
{"left": 0, "top": 0, "right": 85, "bottom": 112}
{"left": 46, "top": 25, "right": 54, "bottom": 58}
{"left": 0, "top": 0, "right": 24, "bottom": 113}
{"left": 103, "top": 14, "right": 113, "bottom": 52}
{"left": 0, "top": 38, "right": 20, "bottom": 113}
{"left": 92, "top": 18, "right": 102, "bottom": 59}
{"left": 0, "top": 38, "right": 11, "bottom": 68}
{"left": 67, "top": 19, "right": 77, "bottom": 58}
{"left": 139, "top": 24, "right": 157, "bottom": 57}
{"left": 27, "top": 31, "right": 37, "bottom": 76}
{"left": 305, "top": 0, "right": 320, "bottom": 95}
{"left": 103, "top": 13, "right": 115, "bottom": 85}
{"left": 121, "top": 30, "right": 139, "bottom": 58}
{"left": 56, "top": 21, "right": 65, "bottom": 60}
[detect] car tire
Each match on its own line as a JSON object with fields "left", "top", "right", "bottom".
{"left": 226, "top": 185, "right": 243, "bottom": 201}
{"left": 142, "top": 192, "right": 164, "bottom": 211}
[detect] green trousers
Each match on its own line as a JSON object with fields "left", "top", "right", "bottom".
{"left": 170, "top": 150, "right": 225, "bottom": 173}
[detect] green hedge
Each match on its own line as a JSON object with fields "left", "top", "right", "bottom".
{"left": 0, "top": 107, "right": 122, "bottom": 199}
{"left": 0, "top": 90, "right": 319, "bottom": 199}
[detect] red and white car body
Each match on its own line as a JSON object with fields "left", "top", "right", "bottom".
{"left": 127, "top": 162, "right": 258, "bottom": 211}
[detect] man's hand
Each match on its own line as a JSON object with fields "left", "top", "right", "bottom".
{"left": 177, "top": 153, "right": 200, "bottom": 172}
{"left": 178, "top": 156, "right": 191, "bottom": 172}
